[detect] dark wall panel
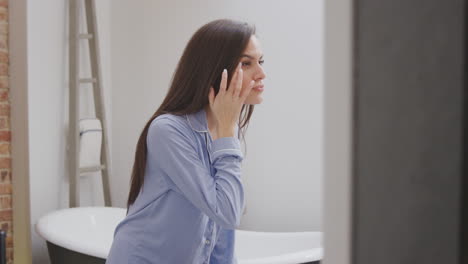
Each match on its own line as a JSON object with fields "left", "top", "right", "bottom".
{"left": 353, "top": 1, "right": 465, "bottom": 263}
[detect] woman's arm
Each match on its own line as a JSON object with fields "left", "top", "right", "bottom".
{"left": 148, "top": 117, "right": 245, "bottom": 229}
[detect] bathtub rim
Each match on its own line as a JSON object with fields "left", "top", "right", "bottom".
{"left": 35, "top": 206, "right": 123, "bottom": 259}
{"left": 35, "top": 206, "right": 323, "bottom": 261}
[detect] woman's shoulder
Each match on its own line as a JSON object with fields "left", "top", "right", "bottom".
{"left": 149, "top": 113, "right": 193, "bottom": 138}
{"left": 154, "top": 112, "right": 186, "bottom": 124}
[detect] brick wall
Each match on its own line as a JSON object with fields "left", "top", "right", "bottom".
{"left": 0, "top": 0, "right": 12, "bottom": 263}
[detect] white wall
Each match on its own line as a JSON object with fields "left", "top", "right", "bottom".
{"left": 110, "top": 0, "right": 323, "bottom": 231}
{"left": 27, "top": 0, "right": 112, "bottom": 263}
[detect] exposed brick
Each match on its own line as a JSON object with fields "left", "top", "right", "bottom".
{"left": 0, "top": 210, "right": 11, "bottom": 221}
{"left": 0, "top": 196, "right": 10, "bottom": 209}
{"left": 0, "top": 8, "right": 7, "bottom": 22}
{"left": 0, "top": 131, "right": 10, "bottom": 141}
{"left": 0, "top": 143, "right": 8, "bottom": 155}
{"left": 0, "top": 52, "right": 6, "bottom": 64}
{"left": 0, "top": 117, "right": 6, "bottom": 130}
{"left": 0, "top": 63, "right": 7, "bottom": 75}
{"left": 0, "top": 23, "right": 7, "bottom": 36}
{"left": 0, "top": 170, "right": 9, "bottom": 182}
{"left": 0, "top": 158, "right": 10, "bottom": 169}
{"left": 0, "top": 77, "right": 7, "bottom": 89}
{"left": 0, "top": 38, "right": 6, "bottom": 51}
{"left": 0, "top": 89, "right": 8, "bottom": 101}
{"left": 0, "top": 221, "right": 10, "bottom": 231}
{"left": 0, "top": 104, "right": 8, "bottom": 116}
{"left": 0, "top": 184, "right": 9, "bottom": 195}
{"left": 0, "top": 4, "right": 12, "bottom": 262}
{"left": 0, "top": 117, "right": 9, "bottom": 130}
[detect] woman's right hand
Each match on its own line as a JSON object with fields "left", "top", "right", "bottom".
{"left": 208, "top": 62, "right": 255, "bottom": 138}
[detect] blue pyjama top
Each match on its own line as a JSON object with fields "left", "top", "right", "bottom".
{"left": 105, "top": 107, "right": 245, "bottom": 264}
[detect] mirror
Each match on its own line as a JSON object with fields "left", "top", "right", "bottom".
{"left": 19, "top": 0, "right": 326, "bottom": 263}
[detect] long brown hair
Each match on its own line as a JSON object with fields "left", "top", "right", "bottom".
{"left": 126, "top": 19, "right": 256, "bottom": 210}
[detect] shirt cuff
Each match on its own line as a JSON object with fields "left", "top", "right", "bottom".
{"left": 211, "top": 137, "right": 244, "bottom": 162}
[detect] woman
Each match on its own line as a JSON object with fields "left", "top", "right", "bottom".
{"left": 106, "top": 18, "right": 266, "bottom": 264}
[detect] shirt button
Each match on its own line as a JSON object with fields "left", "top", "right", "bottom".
{"left": 205, "top": 240, "right": 211, "bottom": 245}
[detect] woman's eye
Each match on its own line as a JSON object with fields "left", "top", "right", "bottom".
{"left": 242, "top": 60, "right": 264, "bottom": 67}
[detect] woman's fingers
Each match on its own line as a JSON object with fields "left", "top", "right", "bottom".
{"left": 209, "top": 62, "right": 249, "bottom": 132}
{"left": 233, "top": 67, "right": 243, "bottom": 98}
{"left": 228, "top": 62, "right": 242, "bottom": 96}
{"left": 214, "top": 62, "right": 246, "bottom": 102}
{"left": 219, "top": 69, "right": 227, "bottom": 95}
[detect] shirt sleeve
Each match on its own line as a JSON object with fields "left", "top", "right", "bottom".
{"left": 147, "top": 117, "right": 245, "bottom": 229}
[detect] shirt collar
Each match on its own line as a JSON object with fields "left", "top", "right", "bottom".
{"left": 185, "top": 108, "right": 209, "bottom": 133}
{"left": 185, "top": 107, "right": 240, "bottom": 137}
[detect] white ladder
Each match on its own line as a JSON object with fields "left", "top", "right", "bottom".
{"left": 69, "top": 0, "right": 112, "bottom": 207}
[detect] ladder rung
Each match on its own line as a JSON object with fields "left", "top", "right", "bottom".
{"left": 79, "top": 78, "right": 97, "bottom": 84}
{"left": 79, "top": 165, "right": 105, "bottom": 174}
{"left": 79, "top": 34, "right": 93, "bottom": 39}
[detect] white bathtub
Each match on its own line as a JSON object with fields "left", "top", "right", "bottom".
{"left": 35, "top": 207, "right": 323, "bottom": 264}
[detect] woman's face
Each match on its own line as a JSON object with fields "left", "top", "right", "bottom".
{"left": 239, "top": 35, "right": 266, "bottom": 105}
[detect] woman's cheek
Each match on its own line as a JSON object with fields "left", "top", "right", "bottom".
{"left": 242, "top": 75, "right": 253, "bottom": 94}
{"left": 242, "top": 85, "right": 249, "bottom": 96}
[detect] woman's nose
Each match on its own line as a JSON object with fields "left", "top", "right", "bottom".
{"left": 256, "top": 66, "right": 266, "bottom": 80}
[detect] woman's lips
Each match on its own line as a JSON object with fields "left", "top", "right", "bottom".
{"left": 253, "top": 85, "right": 264, "bottom": 91}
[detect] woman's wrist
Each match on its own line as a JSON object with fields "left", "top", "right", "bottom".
{"left": 215, "top": 127, "right": 235, "bottom": 139}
